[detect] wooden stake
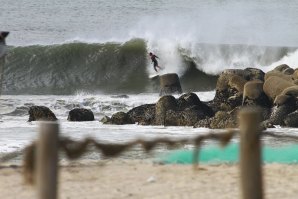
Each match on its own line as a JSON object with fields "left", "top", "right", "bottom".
{"left": 36, "top": 122, "right": 59, "bottom": 199}
{"left": 239, "top": 107, "right": 263, "bottom": 199}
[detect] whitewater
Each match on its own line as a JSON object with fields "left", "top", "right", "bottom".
{"left": 1, "top": 0, "right": 298, "bottom": 160}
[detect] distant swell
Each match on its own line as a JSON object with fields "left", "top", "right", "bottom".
{"left": 2, "top": 38, "right": 298, "bottom": 94}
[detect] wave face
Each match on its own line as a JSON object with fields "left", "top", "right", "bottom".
{"left": 2, "top": 38, "right": 298, "bottom": 95}
{"left": 3, "top": 39, "right": 149, "bottom": 94}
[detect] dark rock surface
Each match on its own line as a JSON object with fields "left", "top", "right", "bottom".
{"left": 127, "top": 104, "right": 155, "bottom": 125}
{"left": 111, "top": 112, "right": 133, "bottom": 125}
{"left": 67, "top": 108, "right": 94, "bottom": 121}
{"left": 28, "top": 106, "right": 57, "bottom": 122}
{"left": 105, "top": 66, "right": 298, "bottom": 129}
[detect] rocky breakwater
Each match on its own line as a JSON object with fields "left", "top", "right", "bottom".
{"left": 105, "top": 64, "right": 298, "bottom": 129}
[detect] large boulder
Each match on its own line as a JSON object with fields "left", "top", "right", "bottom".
{"left": 159, "top": 73, "right": 183, "bottom": 96}
{"left": 263, "top": 76, "right": 295, "bottom": 101}
{"left": 67, "top": 108, "right": 94, "bottom": 121}
{"left": 127, "top": 104, "right": 156, "bottom": 125}
{"left": 155, "top": 95, "right": 177, "bottom": 125}
{"left": 242, "top": 80, "right": 271, "bottom": 107}
{"left": 28, "top": 106, "right": 57, "bottom": 122}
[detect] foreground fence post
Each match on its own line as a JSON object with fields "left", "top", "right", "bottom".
{"left": 239, "top": 107, "right": 263, "bottom": 199}
{"left": 36, "top": 122, "right": 59, "bottom": 199}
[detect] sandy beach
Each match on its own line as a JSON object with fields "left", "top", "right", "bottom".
{"left": 1, "top": 160, "right": 298, "bottom": 199}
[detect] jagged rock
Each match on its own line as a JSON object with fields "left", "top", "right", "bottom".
{"left": 28, "top": 106, "right": 57, "bottom": 122}
{"left": 155, "top": 95, "right": 177, "bottom": 125}
{"left": 127, "top": 104, "right": 155, "bottom": 125}
{"left": 111, "top": 112, "right": 133, "bottom": 125}
{"left": 67, "top": 108, "right": 94, "bottom": 121}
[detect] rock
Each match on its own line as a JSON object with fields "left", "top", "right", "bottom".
{"left": 212, "top": 68, "right": 264, "bottom": 112}
{"left": 159, "top": 73, "right": 182, "bottom": 96}
{"left": 67, "top": 108, "right": 94, "bottom": 121}
{"left": 101, "top": 116, "right": 111, "bottom": 124}
{"left": 264, "top": 70, "right": 294, "bottom": 82}
{"left": 274, "top": 64, "right": 290, "bottom": 72}
{"left": 28, "top": 106, "right": 57, "bottom": 122}
{"left": 280, "top": 85, "right": 298, "bottom": 97}
{"left": 228, "top": 75, "right": 247, "bottom": 93}
{"left": 260, "top": 120, "right": 275, "bottom": 129}
{"left": 177, "top": 93, "right": 201, "bottom": 109}
{"left": 284, "top": 110, "right": 298, "bottom": 127}
{"left": 244, "top": 68, "right": 265, "bottom": 81}
{"left": 194, "top": 118, "right": 211, "bottom": 128}
{"left": 155, "top": 95, "right": 177, "bottom": 125}
{"left": 111, "top": 112, "right": 133, "bottom": 125}
{"left": 283, "top": 68, "right": 294, "bottom": 75}
{"left": 209, "top": 110, "right": 238, "bottom": 129}
{"left": 269, "top": 99, "right": 297, "bottom": 126}
{"left": 177, "top": 93, "right": 214, "bottom": 117}
{"left": 263, "top": 76, "right": 295, "bottom": 101}
{"left": 242, "top": 80, "right": 271, "bottom": 107}
{"left": 164, "top": 106, "right": 208, "bottom": 126}
{"left": 127, "top": 104, "right": 155, "bottom": 125}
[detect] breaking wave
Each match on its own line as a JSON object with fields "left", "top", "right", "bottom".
{"left": 2, "top": 38, "right": 297, "bottom": 94}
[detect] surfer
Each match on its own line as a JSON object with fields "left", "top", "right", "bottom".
{"left": 149, "top": 52, "right": 162, "bottom": 72}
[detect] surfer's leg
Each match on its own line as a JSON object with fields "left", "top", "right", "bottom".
{"left": 154, "top": 62, "right": 158, "bottom": 72}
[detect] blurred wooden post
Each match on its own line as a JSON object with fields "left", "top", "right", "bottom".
{"left": 239, "top": 107, "right": 263, "bottom": 199}
{"left": 36, "top": 122, "right": 59, "bottom": 199}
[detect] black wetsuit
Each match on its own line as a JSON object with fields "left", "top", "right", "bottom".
{"left": 150, "top": 54, "right": 159, "bottom": 71}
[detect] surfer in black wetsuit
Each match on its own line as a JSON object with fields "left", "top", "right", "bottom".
{"left": 149, "top": 52, "right": 162, "bottom": 72}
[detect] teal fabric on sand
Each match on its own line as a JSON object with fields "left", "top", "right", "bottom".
{"left": 160, "top": 143, "right": 298, "bottom": 164}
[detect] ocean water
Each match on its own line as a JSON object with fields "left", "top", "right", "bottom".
{"left": 1, "top": 0, "right": 298, "bottom": 161}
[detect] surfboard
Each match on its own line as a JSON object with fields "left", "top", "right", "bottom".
{"left": 149, "top": 74, "right": 159, "bottom": 78}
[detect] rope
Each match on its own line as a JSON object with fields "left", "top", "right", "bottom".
{"left": 2, "top": 128, "right": 298, "bottom": 185}
{"left": 21, "top": 129, "right": 236, "bottom": 184}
